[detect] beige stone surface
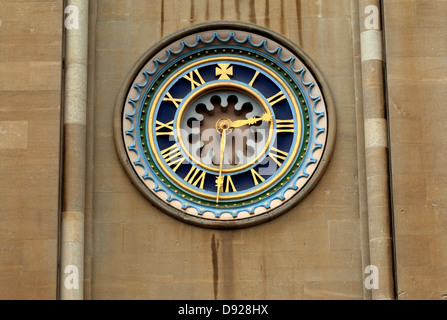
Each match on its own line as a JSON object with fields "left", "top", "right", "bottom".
{"left": 0, "top": 0, "right": 62, "bottom": 299}
{"left": 384, "top": 0, "right": 447, "bottom": 300}
{"left": 0, "top": 121, "right": 28, "bottom": 149}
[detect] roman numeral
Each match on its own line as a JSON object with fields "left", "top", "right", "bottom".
{"left": 163, "top": 92, "right": 182, "bottom": 108}
{"left": 276, "top": 119, "right": 295, "bottom": 133}
{"left": 251, "top": 169, "right": 266, "bottom": 186}
{"left": 216, "top": 175, "right": 237, "bottom": 194}
{"left": 155, "top": 120, "right": 174, "bottom": 136}
{"left": 183, "top": 69, "right": 205, "bottom": 90}
{"left": 268, "top": 147, "right": 289, "bottom": 167}
{"left": 248, "top": 71, "right": 260, "bottom": 87}
{"left": 185, "top": 166, "right": 207, "bottom": 189}
{"left": 161, "top": 144, "right": 184, "bottom": 172}
{"left": 267, "top": 91, "right": 286, "bottom": 107}
{"left": 223, "top": 175, "right": 237, "bottom": 193}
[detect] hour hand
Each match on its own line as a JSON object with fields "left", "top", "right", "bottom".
{"left": 230, "top": 113, "right": 272, "bottom": 128}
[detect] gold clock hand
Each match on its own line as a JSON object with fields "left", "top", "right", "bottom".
{"left": 230, "top": 112, "right": 273, "bottom": 128}
{"left": 230, "top": 118, "right": 259, "bottom": 128}
{"left": 215, "top": 127, "right": 227, "bottom": 204}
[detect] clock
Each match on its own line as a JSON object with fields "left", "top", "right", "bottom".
{"left": 114, "top": 22, "right": 336, "bottom": 229}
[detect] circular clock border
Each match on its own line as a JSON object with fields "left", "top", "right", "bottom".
{"left": 113, "top": 21, "right": 337, "bottom": 229}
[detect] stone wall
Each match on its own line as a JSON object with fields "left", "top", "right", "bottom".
{"left": 0, "top": 0, "right": 62, "bottom": 299}
{"left": 384, "top": 0, "right": 447, "bottom": 300}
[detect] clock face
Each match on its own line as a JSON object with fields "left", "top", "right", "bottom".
{"left": 114, "top": 22, "right": 335, "bottom": 228}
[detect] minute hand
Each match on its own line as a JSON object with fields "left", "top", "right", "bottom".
{"left": 215, "top": 129, "right": 227, "bottom": 204}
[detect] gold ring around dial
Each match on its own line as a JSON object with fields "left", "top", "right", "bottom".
{"left": 147, "top": 56, "right": 302, "bottom": 201}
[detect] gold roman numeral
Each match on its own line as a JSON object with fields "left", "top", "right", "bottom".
{"left": 248, "top": 71, "right": 260, "bottom": 87}
{"left": 268, "top": 147, "right": 289, "bottom": 167}
{"left": 155, "top": 120, "right": 174, "bottom": 136}
{"left": 276, "top": 119, "right": 295, "bottom": 133}
{"left": 185, "top": 166, "right": 207, "bottom": 189}
{"left": 216, "top": 175, "right": 237, "bottom": 194}
{"left": 161, "top": 144, "right": 184, "bottom": 172}
{"left": 251, "top": 169, "right": 266, "bottom": 186}
{"left": 224, "top": 175, "right": 237, "bottom": 193}
{"left": 267, "top": 91, "right": 286, "bottom": 107}
{"left": 163, "top": 92, "right": 182, "bottom": 108}
{"left": 183, "top": 69, "right": 205, "bottom": 90}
